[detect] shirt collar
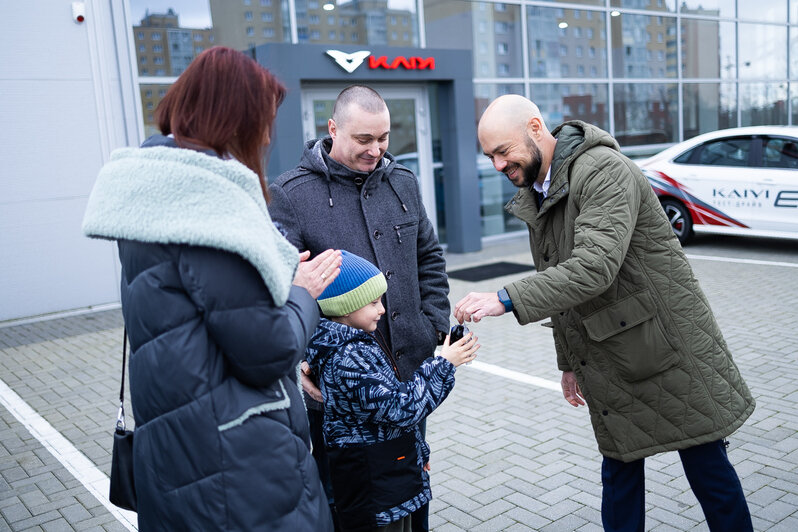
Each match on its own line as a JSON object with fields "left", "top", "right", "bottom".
{"left": 532, "top": 165, "right": 552, "bottom": 198}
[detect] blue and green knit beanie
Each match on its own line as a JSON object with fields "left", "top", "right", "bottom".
{"left": 317, "top": 250, "right": 387, "bottom": 316}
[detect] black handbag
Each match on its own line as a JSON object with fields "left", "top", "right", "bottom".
{"left": 109, "top": 330, "right": 137, "bottom": 512}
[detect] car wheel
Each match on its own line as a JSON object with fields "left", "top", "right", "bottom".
{"left": 660, "top": 198, "right": 693, "bottom": 244}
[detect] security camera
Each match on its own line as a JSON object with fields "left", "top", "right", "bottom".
{"left": 72, "top": 2, "right": 86, "bottom": 23}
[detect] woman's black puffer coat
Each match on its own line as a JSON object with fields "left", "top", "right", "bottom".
{"left": 120, "top": 241, "right": 331, "bottom": 530}
{"left": 83, "top": 139, "right": 333, "bottom": 530}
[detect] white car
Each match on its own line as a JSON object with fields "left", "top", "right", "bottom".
{"left": 636, "top": 126, "right": 798, "bottom": 244}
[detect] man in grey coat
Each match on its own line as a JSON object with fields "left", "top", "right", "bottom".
{"left": 269, "top": 85, "right": 450, "bottom": 531}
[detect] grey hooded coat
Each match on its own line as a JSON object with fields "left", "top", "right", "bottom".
{"left": 269, "top": 138, "right": 450, "bottom": 382}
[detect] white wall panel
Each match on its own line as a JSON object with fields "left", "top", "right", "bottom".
{"left": 1, "top": 79, "right": 104, "bottom": 203}
{"left": 0, "top": 2, "right": 93, "bottom": 80}
{"left": 0, "top": 1, "right": 137, "bottom": 321}
{"left": 0, "top": 197, "right": 119, "bottom": 321}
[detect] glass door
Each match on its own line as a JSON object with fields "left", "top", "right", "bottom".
{"left": 301, "top": 85, "right": 438, "bottom": 236}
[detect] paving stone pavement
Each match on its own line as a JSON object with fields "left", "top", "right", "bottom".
{"left": 1, "top": 234, "right": 797, "bottom": 531}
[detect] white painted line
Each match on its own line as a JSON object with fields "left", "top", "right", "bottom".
{"left": 0, "top": 378, "right": 137, "bottom": 531}
{"left": 0, "top": 303, "right": 122, "bottom": 329}
{"left": 686, "top": 254, "right": 798, "bottom": 269}
{"left": 468, "top": 360, "right": 561, "bottom": 392}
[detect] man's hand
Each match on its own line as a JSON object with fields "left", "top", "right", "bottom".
{"left": 300, "top": 361, "right": 323, "bottom": 402}
{"left": 453, "top": 292, "right": 506, "bottom": 323}
{"left": 561, "top": 371, "right": 585, "bottom": 407}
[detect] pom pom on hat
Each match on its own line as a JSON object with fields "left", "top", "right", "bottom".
{"left": 318, "top": 250, "right": 387, "bottom": 316}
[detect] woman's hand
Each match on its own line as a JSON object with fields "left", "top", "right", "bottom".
{"left": 293, "top": 249, "right": 342, "bottom": 299}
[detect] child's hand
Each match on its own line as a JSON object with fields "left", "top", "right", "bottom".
{"left": 440, "top": 331, "right": 479, "bottom": 367}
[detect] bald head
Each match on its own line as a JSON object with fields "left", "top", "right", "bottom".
{"left": 478, "top": 95, "right": 556, "bottom": 189}
{"left": 479, "top": 95, "right": 547, "bottom": 140}
{"left": 332, "top": 85, "right": 388, "bottom": 128}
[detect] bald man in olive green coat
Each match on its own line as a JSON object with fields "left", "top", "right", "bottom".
{"left": 455, "top": 95, "right": 754, "bottom": 532}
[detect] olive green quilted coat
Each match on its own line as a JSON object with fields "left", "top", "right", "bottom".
{"left": 505, "top": 121, "right": 755, "bottom": 462}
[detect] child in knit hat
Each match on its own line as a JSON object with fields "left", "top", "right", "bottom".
{"left": 305, "top": 250, "right": 479, "bottom": 532}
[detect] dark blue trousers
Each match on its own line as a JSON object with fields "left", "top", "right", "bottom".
{"left": 601, "top": 440, "right": 752, "bottom": 532}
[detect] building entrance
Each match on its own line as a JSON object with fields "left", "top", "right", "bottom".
{"left": 301, "top": 85, "right": 438, "bottom": 235}
{"left": 256, "top": 43, "right": 480, "bottom": 253}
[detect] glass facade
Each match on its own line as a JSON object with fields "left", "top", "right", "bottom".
{"left": 129, "top": 0, "right": 798, "bottom": 240}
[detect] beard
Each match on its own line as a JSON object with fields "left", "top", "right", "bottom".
{"left": 505, "top": 136, "right": 543, "bottom": 189}
{"left": 521, "top": 139, "right": 543, "bottom": 189}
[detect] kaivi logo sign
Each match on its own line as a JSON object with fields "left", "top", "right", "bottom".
{"left": 368, "top": 56, "right": 435, "bottom": 70}
{"left": 326, "top": 50, "right": 371, "bottom": 73}
{"left": 326, "top": 50, "right": 436, "bottom": 73}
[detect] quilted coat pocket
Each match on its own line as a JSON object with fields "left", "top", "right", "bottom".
{"left": 581, "top": 290, "right": 679, "bottom": 382}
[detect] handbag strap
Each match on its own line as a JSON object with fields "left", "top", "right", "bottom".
{"left": 116, "top": 328, "right": 128, "bottom": 432}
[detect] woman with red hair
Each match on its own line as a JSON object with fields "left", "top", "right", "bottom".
{"left": 83, "top": 47, "right": 337, "bottom": 530}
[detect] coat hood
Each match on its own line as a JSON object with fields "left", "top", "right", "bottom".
{"left": 551, "top": 121, "right": 620, "bottom": 168}
{"left": 505, "top": 121, "right": 622, "bottom": 220}
{"left": 543, "top": 121, "right": 621, "bottom": 210}
{"left": 82, "top": 139, "right": 299, "bottom": 306}
{"left": 298, "top": 138, "right": 409, "bottom": 209}
{"left": 305, "top": 318, "right": 372, "bottom": 374}
{"left": 299, "top": 137, "right": 398, "bottom": 184}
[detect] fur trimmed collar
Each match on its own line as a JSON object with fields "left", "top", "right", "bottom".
{"left": 82, "top": 145, "right": 298, "bottom": 306}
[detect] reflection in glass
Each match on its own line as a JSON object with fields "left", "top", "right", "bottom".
{"left": 474, "top": 83, "right": 526, "bottom": 237}
{"left": 696, "top": 138, "right": 751, "bottom": 166}
{"left": 740, "top": 83, "right": 788, "bottom": 125}
{"left": 791, "top": 27, "right": 798, "bottom": 78}
{"left": 424, "top": 1, "right": 523, "bottom": 78}
{"left": 613, "top": 83, "right": 678, "bottom": 145}
{"left": 611, "top": 0, "right": 676, "bottom": 12}
{"left": 611, "top": 13, "right": 677, "bottom": 78}
{"left": 532, "top": 0, "right": 604, "bottom": 4}
{"left": 526, "top": 6, "right": 607, "bottom": 79}
{"left": 738, "top": 0, "right": 787, "bottom": 22}
{"left": 209, "top": 0, "right": 291, "bottom": 49}
{"left": 529, "top": 84, "right": 609, "bottom": 131}
{"left": 140, "top": 84, "right": 172, "bottom": 138}
{"left": 474, "top": 83, "right": 525, "bottom": 135}
{"left": 762, "top": 136, "right": 798, "bottom": 169}
{"left": 679, "top": 0, "right": 735, "bottom": 17}
{"left": 682, "top": 84, "right": 736, "bottom": 140}
{"left": 681, "top": 19, "right": 735, "bottom": 79}
{"left": 294, "top": 0, "right": 417, "bottom": 46}
{"left": 738, "top": 24, "right": 787, "bottom": 80}
{"left": 132, "top": 9, "right": 214, "bottom": 77}
{"left": 793, "top": 83, "right": 798, "bottom": 126}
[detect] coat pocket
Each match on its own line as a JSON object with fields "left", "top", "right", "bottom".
{"left": 393, "top": 220, "right": 418, "bottom": 245}
{"left": 581, "top": 290, "right": 679, "bottom": 382}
